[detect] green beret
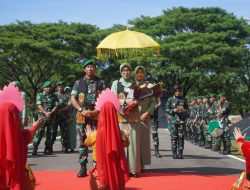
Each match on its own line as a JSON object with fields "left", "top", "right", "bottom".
{"left": 56, "top": 80, "right": 65, "bottom": 86}
{"left": 82, "top": 59, "right": 96, "bottom": 68}
{"left": 219, "top": 93, "right": 225, "bottom": 97}
{"left": 203, "top": 95, "right": 210, "bottom": 99}
{"left": 120, "top": 63, "right": 132, "bottom": 73}
{"left": 192, "top": 97, "right": 197, "bottom": 101}
{"left": 43, "top": 80, "right": 51, "bottom": 88}
{"left": 210, "top": 94, "right": 216, "bottom": 98}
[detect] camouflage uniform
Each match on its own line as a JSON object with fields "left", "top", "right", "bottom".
{"left": 202, "top": 100, "right": 212, "bottom": 149}
{"left": 214, "top": 100, "right": 232, "bottom": 154}
{"left": 166, "top": 95, "right": 189, "bottom": 159}
{"left": 196, "top": 100, "right": 205, "bottom": 147}
{"left": 71, "top": 76, "right": 104, "bottom": 177}
{"left": 52, "top": 91, "right": 71, "bottom": 152}
{"left": 33, "top": 91, "right": 58, "bottom": 155}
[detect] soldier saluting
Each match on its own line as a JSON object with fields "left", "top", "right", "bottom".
{"left": 71, "top": 59, "right": 105, "bottom": 177}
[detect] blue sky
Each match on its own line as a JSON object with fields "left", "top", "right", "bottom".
{"left": 0, "top": 0, "right": 249, "bottom": 29}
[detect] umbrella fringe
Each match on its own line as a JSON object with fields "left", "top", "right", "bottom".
{"left": 97, "top": 47, "right": 160, "bottom": 60}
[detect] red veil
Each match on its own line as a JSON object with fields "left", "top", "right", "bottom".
{"left": 96, "top": 102, "right": 130, "bottom": 190}
{"left": 0, "top": 103, "right": 26, "bottom": 190}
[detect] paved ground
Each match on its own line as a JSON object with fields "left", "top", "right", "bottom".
{"left": 28, "top": 123, "right": 245, "bottom": 176}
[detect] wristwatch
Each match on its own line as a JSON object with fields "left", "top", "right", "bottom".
{"left": 78, "top": 108, "right": 83, "bottom": 112}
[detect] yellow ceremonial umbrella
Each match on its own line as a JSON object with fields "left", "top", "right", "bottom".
{"left": 96, "top": 29, "right": 160, "bottom": 59}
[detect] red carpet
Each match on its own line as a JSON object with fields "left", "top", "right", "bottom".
{"left": 34, "top": 171, "right": 238, "bottom": 190}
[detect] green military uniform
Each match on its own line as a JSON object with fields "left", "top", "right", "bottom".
{"left": 71, "top": 59, "right": 105, "bottom": 177}
{"left": 187, "top": 98, "right": 198, "bottom": 144}
{"left": 208, "top": 94, "right": 219, "bottom": 151}
{"left": 202, "top": 96, "right": 212, "bottom": 149}
{"left": 214, "top": 94, "right": 232, "bottom": 154}
{"left": 33, "top": 81, "right": 59, "bottom": 155}
{"left": 52, "top": 81, "right": 71, "bottom": 153}
{"left": 196, "top": 97, "right": 205, "bottom": 147}
{"left": 166, "top": 89, "right": 189, "bottom": 159}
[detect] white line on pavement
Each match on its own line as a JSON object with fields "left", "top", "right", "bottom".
{"left": 227, "top": 155, "right": 245, "bottom": 163}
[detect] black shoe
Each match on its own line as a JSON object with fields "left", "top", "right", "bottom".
{"left": 32, "top": 146, "right": 38, "bottom": 155}
{"left": 70, "top": 149, "right": 75, "bottom": 153}
{"left": 223, "top": 150, "right": 231, "bottom": 155}
{"left": 178, "top": 154, "right": 184, "bottom": 159}
{"left": 45, "top": 147, "right": 52, "bottom": 155}
{"left": 155, "top": 151, "right": 162, "bottom": 158}
{"left": 130, "top": 173, "right": 139, "bottom": 178}
{"left": 173, "top": 153, "right": 178, "bottom": 159}
{"left": 43, "top": 146, "right": 48, "bottom": 154}
{"left": 77, "top": 168, "right": 87, "bottom": 177}
{"left": 64, "top": 148, "right": 69, "bottom": 153}
{"left": 205, "top": 144, "right": 212, "bottom": 149}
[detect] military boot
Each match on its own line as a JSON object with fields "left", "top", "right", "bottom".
{"left": 213, "top": 145, "right": 220, "bottom": 152}
{"left": 178, "top": 150, "right": 184, "bottom": 159}
{"left": 172, "top": 151, "right": 178, "bottom": 159}
{"left": 154, "top": 145, "right": 162, "bottom": 158}
{"left": 32, "top": 145, "right": 38, "bottom": 155}
{"left": 77, "top": 164, "right": 87, "bottom": 177}
{"left": 47, "top": 146, "right": 53, "bottom": 155}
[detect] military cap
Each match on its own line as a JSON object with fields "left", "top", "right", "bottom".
{"left": 56, "top": 80, "right": 65, "bottom": 87}
{"left": 82, "top": 59, "right": 96, "bottom": 68}
{"left": 210, "top": 94, "right": 216, "bottom": 98}
{"left": 43, "top": 80, "right": 51, "bottom": 88}
{"left": 120, "top": 63, "right": 132, "bottom": 73}
{"left": 192, "top": 97, "right": 197, "bottom": 101}
{"left": 219, "top": 93, "right": 226, "bottom": 97}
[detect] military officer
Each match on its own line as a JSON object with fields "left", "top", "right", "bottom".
{"left": 32, "top": 81, "right": 59, "bottom": 155}
{"left": 166, "top": 85, "right": 189, "bottom": 159}
{"left": 71, "top": 59, "right": 105, "bottom": 177}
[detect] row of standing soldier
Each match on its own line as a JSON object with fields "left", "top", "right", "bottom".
{"left": 186, "top": 94, "right": 232, "bottom": 155}
{"left": 166, "top": 87, "right": 232, "bottom": 159}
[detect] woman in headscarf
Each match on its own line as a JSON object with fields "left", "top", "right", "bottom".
{"left": 84, "top": 102, "right": 130, "bottom": 190}
{"left": 231, "top": 127, "right": 250, "bottom": 189}
{"left": 111, "top": 63, "right": 141, "bottom": 177}
{"left": 134, "top": 66, "right": 156, "bottom": 170}
{"left": 0, "top": 103, "right": 44, "bottom": 190}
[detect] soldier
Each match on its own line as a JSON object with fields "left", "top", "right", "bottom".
{"left": 188, "top": 98, "right": 198, "bottom": 144}
{"left": 196, "top": 96, "right": 205, "bottom": 147}
{"left": 202, "top": 95, "right": 212, "bottom": 149}
{"left": 11, "top": 81, "right": 27, "bottom": 127}
{"left": 166, "top": 85, "right": 189, "bottom": 159}
{"left": 216, "top": 93, "right": 232, "bottom": 154}
{"left": 151, "top": 95, "right": 162, "bottom": 158}
{"left": 71, "top": 59, "right": 105, "bottom": 177}
{"left": 52, "top": 81, "right": 71, "bottom": 153}
{"left": 32, "top": 81, "right": 59, "bottom": 155}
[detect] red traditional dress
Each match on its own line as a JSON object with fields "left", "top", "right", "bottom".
{"left": 89, "top": 102, "right": 130, "bottom": 190}
{"left": 0, "top": 103, "right": 38, "bottom": 190}
{"left": 232, "top": 138, "right": 250, "bottom": 190}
